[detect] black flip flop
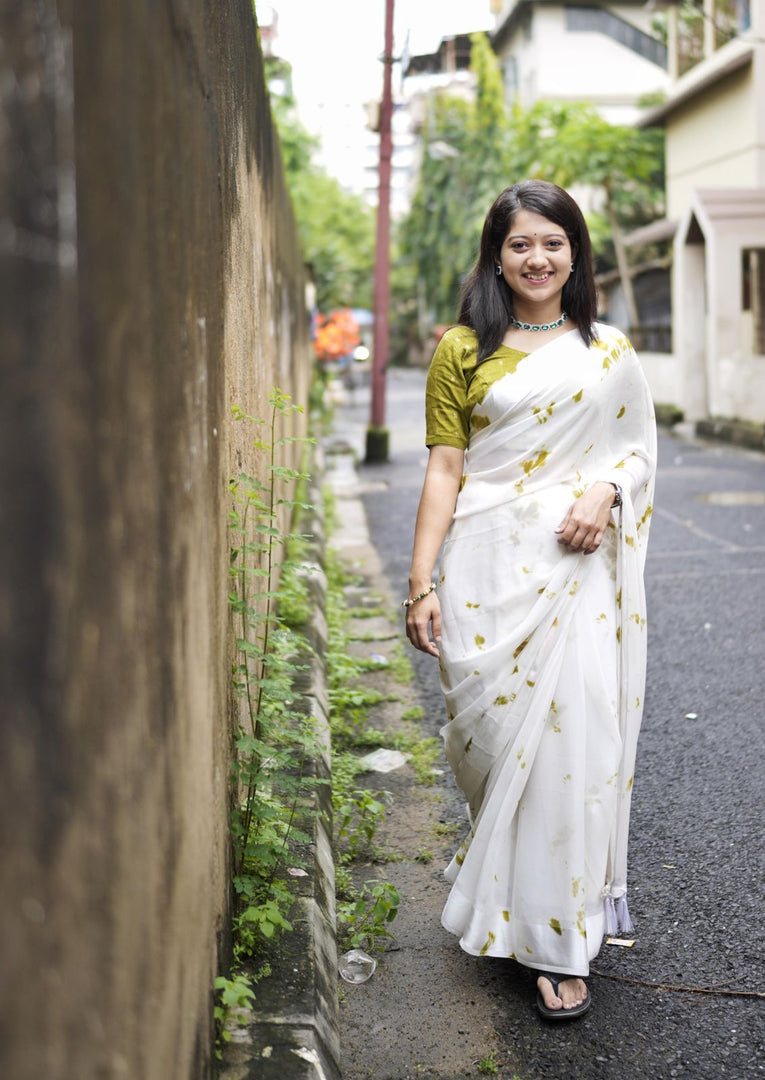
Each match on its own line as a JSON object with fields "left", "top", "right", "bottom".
{"left": 536, "top": 973, "right": 591, "bottom": 1020}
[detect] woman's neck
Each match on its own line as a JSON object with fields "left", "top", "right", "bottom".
{"left": 511, "top": 300, "right": 565, "bottom": 326}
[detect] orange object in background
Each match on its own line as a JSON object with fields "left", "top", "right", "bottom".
{"left": 314, "top": 308, "right": 361, "bottom": 363}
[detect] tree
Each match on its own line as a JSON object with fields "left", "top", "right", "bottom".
{"left": 399, "top": 33, "right": 513, "bottom": 324}
{"left": 288, "top": 170, "right": 375, "bottom": 312}
{"left": 265, "top": 57, "right": 375, "bottom": 313}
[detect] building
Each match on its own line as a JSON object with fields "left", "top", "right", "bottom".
{"left": 392, "top": 33, "right": 478, "bottom": 218}
{"left": 639, "top": 0, "right": 765, "bottom": 423}
{"left": 490, "top": 1, "right": 671, "bottom": 123}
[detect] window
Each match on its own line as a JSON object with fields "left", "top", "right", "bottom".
{"left": 677, "top": 1, "right": 705, "bottom": 75}
{"left": 503, "top": 55, "right": 519, "bottom": 100}
{"left": 742, "top": 249, "right": 765, "bottom": 354}
{"left": 566, "top": 6, "right": 667, "bottom": 69}
{"left": 715, "top": 0, "right": 751, "bottom": 47}
{"left": 676, "top": 0, "right": 751, "bottom": 75}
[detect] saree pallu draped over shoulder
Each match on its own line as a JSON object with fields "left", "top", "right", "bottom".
{"left": 428, "top": 324, "right": 656, "bottom": 975}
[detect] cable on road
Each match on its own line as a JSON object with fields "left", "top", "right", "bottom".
{"left": 591, "top": 968, "right": 765, "bottom": 999}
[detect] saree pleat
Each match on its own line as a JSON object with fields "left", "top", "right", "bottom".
{"left": 430, "top": 324, "right": 656, "bottom": 975}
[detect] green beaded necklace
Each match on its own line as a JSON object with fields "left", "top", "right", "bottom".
{"left": 511, "top": 312, "right": 568, "bottom": 333}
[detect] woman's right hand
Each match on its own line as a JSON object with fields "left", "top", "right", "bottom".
{"left": 405, "top": 592, "right": 442, "bottom": 657}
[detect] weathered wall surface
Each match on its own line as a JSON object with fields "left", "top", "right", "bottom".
{"left": 0, "top": 2, "right": 311, "bottom": 1077}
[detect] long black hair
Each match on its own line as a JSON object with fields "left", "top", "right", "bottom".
{"left": 458, "top": 180, "right": 598, "bottom": 362}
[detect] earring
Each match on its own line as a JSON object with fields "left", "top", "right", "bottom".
{"left": 496, "top": 264, "right": 503, "bottom": 276}
{"left": 570, "top": 262, "right": 575, "bottom": 273}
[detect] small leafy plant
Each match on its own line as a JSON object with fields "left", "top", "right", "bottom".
{"left": 336, "top": 879, "right": 401, "bottom": 952}
{"left": 215, "top": 390, "right": 322, "bottom": 1053}
{"left": 476, "top": 1051, "right": 500, "bottom": 1075}
{"left": 227, "top": 391, "right": 319, "bottom": 938}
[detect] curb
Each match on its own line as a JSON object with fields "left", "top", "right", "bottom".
{"left": 695, "top": 416, "right": 765, "bottom": 452}
{"left": 217, "top": 448, "right": 341, "bottom": 1080}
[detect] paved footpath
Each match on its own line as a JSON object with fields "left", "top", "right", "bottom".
{"left": 329, "top": 368, "right": 765, "bottom": 1080}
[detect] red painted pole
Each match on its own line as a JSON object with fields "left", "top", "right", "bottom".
{"left": 367, "top": 0, "right": 394, "bottom": 459}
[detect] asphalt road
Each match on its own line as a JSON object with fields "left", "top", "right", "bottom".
{"left": 331, "top": 367, "right": 765, "bottom": 1080}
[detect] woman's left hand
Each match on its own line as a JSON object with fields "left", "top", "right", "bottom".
{"left": 555, "top": 482, "right": 616, "bottom": 555}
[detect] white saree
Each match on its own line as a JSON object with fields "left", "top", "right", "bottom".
{"left": 426, "top": 323, "right": 656, "bottom": 976}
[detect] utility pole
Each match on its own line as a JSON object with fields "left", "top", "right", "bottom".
{"left": 365, "top": 0, "right": 394, "bottom": 463}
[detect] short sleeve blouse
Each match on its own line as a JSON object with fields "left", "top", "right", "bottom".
{"left": 425, "top": 326, "right": 527, "bottom": 449}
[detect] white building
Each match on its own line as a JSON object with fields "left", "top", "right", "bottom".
{"left": 490, "top": 1, "right": 670, "bottom": 123}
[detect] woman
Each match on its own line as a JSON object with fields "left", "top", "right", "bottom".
{"left": 405, "top": 180, "right": 656, "bottom": 1020}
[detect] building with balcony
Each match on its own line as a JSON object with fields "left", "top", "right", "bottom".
{"left": 490, "top": 1, "right": 671, "bottom": 123}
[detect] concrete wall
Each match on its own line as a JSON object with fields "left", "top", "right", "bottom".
{"left": 0, "top": 3, "right": 311, "bottom": 1078}
{"left": 670, "top": 190, "right": 765, "bottom": 423}
{"left": 665, "top": 63, "right": 759, "bottom": 219}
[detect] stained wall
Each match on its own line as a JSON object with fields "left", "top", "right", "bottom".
{"left": 0, "top": 2, "right": 311, "bottom": 1076}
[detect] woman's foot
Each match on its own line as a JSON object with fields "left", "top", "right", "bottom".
{"left": 536, "top": 973, "right": 591, "bottom": 1020}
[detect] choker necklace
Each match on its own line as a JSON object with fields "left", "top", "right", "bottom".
{"left": 511, "top": 312, "right": 568, "bottom": 332}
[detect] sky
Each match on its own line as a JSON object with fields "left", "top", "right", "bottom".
{"left": 262, "top": 0, "right": 496, "bottom": 192}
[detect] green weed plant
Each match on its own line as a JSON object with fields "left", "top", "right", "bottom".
{"left": 324, "top": 545, "right": 401, "bottom": 950}
{"left": 215, "top": 391, "right": 402, "bottom": 1053}
{"left": 216, "top": 390, "right": 320, "bottom": 1052}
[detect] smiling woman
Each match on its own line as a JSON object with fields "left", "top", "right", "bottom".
{"left": 405, "top": 179, "right": 657, "bottom": 1021}
{"left": 498, "top": 211, "right": 573, "bottom": 325}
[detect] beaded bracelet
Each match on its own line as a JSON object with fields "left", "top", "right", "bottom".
{"left": 402, "top": 583, "right": 436, "bottom": 608}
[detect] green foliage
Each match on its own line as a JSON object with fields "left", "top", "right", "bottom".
{"left": 293, "top": 172, "right": 375, "bottom": 312}
{"left": 324, "top": 546, "right": 402, "bottom": 952}
{"left": 433, "top": 820, "right": 462, "bottom": 839}
{"left": 399, "top": 33, "right": 514, "bottom": 324}
{"left": 399, "top": 34, "right": 665, "bottom": 327}
{"left": 346, "top": 605, "right": 388, "bottom": 619}
{"left": 216, "top": 388, "right": 324, "bottom": 1056}
{"left": 336, "top": 880, "right": 401, "bottom": 951}
{"left": 654, "top": 402, "right": 685, "bottom": 427}
{"left": 394, "top": 732, "right": 440, "bottom": 784}
{"left": 276, "top": 551, "right": 313, "bottom": 628}
{"left": 228, "top": 391, "right": 319, "bottom": 909}
{"left": 386, "top": 641, "right": 416, "bottom": 685}
{"left": 335, "top": 788, "right": 391, "bottom": 862}
{"left": 213, "top": 966, "right": 270, "bottom": 1059}
{"left": 214, "top": 972, "right": 255, "bottom": 1057}
{"left": 476, "top": 1052, "right": 501, "bottom": 1075}
{"left": 264, "top": 56, "right": 375, "bottom": 311}
{"left": 510, "top": 100, "right": 664, "bottom": 219}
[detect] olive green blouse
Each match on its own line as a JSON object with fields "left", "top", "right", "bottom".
{"left": 425, "top": 325, "right": 528, "bottom": 449}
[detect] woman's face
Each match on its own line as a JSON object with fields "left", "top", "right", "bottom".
{"left": 497, "top": 209, "right": 573, "bottom": 310}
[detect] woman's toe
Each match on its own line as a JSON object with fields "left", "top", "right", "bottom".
{"left": 561, "top": 978, "right": 587, "bottom": 1008}
{"left": 536, "top": 975, "right": 563, "bottom": 1010}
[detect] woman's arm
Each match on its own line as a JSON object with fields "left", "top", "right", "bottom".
{"left": 406, "top": 444, "right": 464, "bottom": 656}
